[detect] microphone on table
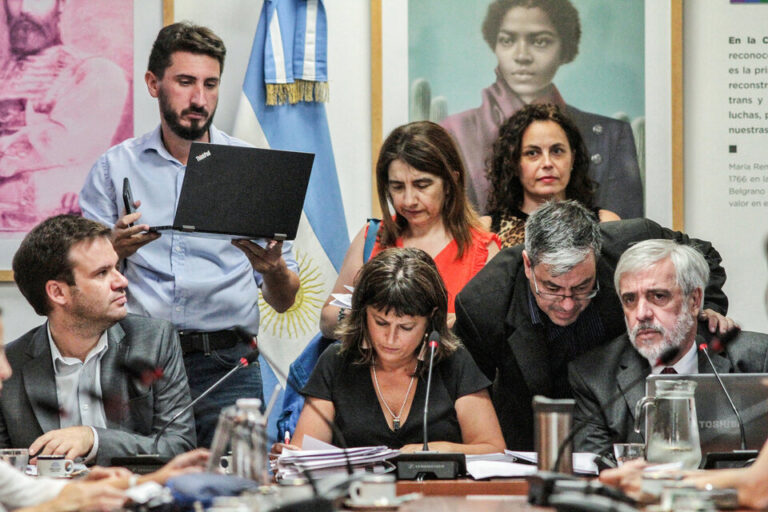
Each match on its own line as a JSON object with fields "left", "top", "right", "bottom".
{"left": 698, "top": 327, "right": 759, "bottom": 468}
{"left": 233, "top": 328, "right": 349, "bottom": 512}
{"left": 111, "top": 351, "right": 259, "bottom": 472}
{"left": 394, "top": 330, "right": 466, "bottom": 480}
{"left": 422, "top": 330, "right": 440, "bottom": 451}
{"left": 528, "top": 346, "right": 683, "bottom": 507}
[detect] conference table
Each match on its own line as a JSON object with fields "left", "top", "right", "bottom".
{"left": 393, "top": 479, "right": 535, "bottom": 512}
{"left": 398, "top": 495, "right": 539, "bottom": 512}
{"left": 397, "top": 478, "right": 529, "bottom": 496}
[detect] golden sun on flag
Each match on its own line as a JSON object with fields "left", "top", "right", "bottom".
{"left": 258, "top": 250, "right": 326, "bottom": 338}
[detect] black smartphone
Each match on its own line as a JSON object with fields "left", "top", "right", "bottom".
{"left": 122, "top": 177, "right": 136, "bottom": 227}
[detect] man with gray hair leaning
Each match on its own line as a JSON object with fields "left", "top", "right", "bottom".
{"left": 454, "top": 201, "right": 735, "bottom": 450}
{"left": 568, "top": 239, "right": 768, "bottom": 457}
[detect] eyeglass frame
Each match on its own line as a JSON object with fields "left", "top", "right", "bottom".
{"left": 530, "top": 269, "right": 600, "bottom": 302}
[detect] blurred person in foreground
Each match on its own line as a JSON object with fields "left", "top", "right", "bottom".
{"left": 600, "top": 439, "right": 768, "bottom": 509}
{"left": 281, "top": 248, "right": 505, "bottom": 454}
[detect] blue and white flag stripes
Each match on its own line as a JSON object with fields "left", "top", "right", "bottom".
{"left": 233, "top": 0, "right": 349, "bottom": 386}
{"left": 263, "top": 0, "right": 329, "bottom": 105}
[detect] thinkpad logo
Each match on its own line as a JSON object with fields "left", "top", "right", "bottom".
{"left": 195, "top": 150, "right": 211, "bottom": 162}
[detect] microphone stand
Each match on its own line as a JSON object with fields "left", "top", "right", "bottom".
{"left": 698, "top": 341, "right": 758, "bottom": 469}
{"left": 234, "top": 329, "right": 352, "bottom": 512}
{"left": 111, "top": 351, "right": 260, "bottom": 473}
{"left": 395, "top": 331, "right": 466, "bottom": 480}
{"left": 529, "top": 346, "right": 683, "bottom": 506}
{"left": 422, "top": 335, "right": 438, "bottom": 451}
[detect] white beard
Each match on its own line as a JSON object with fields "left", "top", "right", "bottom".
{"left": 628, "top": 309, "right": 695, "bottom": 365}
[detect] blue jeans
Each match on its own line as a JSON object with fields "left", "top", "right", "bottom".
{"left": 183, "top": 343, "right": 263, "bottom": 447}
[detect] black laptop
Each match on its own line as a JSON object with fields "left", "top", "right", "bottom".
{"left": 147, "top": 142, "right": 313, "bottom": 240}
{"left": 646, "top": 373, "right": 768, "bottom": 453}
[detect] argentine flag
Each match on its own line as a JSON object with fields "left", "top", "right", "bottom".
{"left": 232, "top": 0, "right": 349, "bottom": 439}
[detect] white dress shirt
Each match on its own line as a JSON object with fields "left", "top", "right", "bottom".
{"left": 48, "top": 326, "right": 108, "bottom": 461}
{"left": 651, "top": 340, "right": 699, "bottom": 375}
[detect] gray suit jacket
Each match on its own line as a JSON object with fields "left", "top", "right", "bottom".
{"left": 569, "top": 331, "right": 768, "bottom": 456}
{"left": 0, "top": 315, "right": 195, "bottom": 465}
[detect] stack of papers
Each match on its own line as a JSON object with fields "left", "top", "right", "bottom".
{"left": 329, "top": 286, "right": 353, "bottom": 309}
{"left": 464, "top": 451, "right": 599, "bottom": 479}
{"left": 273, "top": 436, "right": 399, "bottom": 480}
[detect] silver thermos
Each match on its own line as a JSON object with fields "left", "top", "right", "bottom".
{"left": 533, "top": 395, "right": 575, "bottom": 474}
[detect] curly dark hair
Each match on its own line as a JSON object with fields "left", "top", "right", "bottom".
{"left": 375, "top": 121, "right": 479, "bottom": 258}
{"left": 481, "top": 0, "right": 581, "bottom": 64}
{"left": 148, "top": 22, "right": 226, "bottom": 78}
{"left": 486, "top": 103, "right": 595, "bottom": 216}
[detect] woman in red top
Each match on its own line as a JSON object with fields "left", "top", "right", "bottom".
{"left": 320, "top": 121, "right": 500, "bottom": 338}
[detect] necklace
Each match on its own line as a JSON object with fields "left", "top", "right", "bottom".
{"left": 372, "top": 361, "right": 416, "bottom": 432}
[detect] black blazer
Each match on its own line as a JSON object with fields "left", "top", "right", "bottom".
{"left": 454, "top": 218, "right": 728, "bottom": 450}
{"left": 569, "top": 331, "right": 768, "bottom": 456}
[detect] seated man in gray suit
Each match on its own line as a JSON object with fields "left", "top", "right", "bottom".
{"left": 455, "top": 200, "right": 736, "bottom": 450}
{"left": 569, "top": 239, "right": 768, "bottom": 457}
{"left": 0, "top": 215, "right": 195, "bottom": 465}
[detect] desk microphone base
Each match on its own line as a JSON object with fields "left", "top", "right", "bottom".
{"left": 111, "top": 455, "right": 169, "bottom": 474}
{"left": 394, "top": 452, "right": 466, "bottom": 480}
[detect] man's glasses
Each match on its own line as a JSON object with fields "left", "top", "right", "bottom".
{"left": 531, "top": 271, "right": 600, "bottom": 302}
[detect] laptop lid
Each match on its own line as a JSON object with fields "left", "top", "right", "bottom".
{"left": 154, "top": 143, "right": 313, "bottom": 240}
{"left": 645, "top": 373, "right": 768, "bottom": 453}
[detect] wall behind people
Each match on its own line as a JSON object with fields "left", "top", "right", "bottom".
{"left": 683, "top": 1, "right": 768, "bottom": 333}
{"left": 0, "top": 0, "right": 371, "bottom": 345}
{"left": 9, "top": 2, "right": 764, "bottom": 344}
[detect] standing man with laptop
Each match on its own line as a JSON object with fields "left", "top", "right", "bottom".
{"left": 79, "top": 23, "right": 300, "bottom": 446}
{"left": 568, "top": 239, "right": 768, "bottom": 457}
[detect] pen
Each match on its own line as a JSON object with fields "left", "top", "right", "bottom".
{"left": 284, "top": 430, "right": 291, "bottom": 444}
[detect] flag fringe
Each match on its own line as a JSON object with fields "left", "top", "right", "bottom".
{"left": 266, "top": 80, "right": 328, "bottom": 106}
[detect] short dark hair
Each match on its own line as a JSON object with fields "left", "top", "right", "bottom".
{"left": 375, "top": 121, "right": 479, "bottom": 257}
{"left": 337, "top": 248, "right": 459, "bottom": 371}
{"left": 148, "top": 22, "right": 226, "bottom": 79}
{"left": 13, "top": 215, "right": 112, "bottom": 316}
{"left": 482, "top": 0, "right": 581, "bottom": 64}
{"left": 486, "top": 103, "right": 595, "bottom": 217}
{"left": 525, "top": 200, "right": 602, "bottom": 274}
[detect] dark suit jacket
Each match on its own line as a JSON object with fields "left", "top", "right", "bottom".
{"left": 453, "top": 218, "right": 727, "bottom": 450}
{"left": 566, "top": 105, "right": 643, "bottom": 220}
{"left": 569, "top": 331, "right": 768, "bottom": 456}
{"left": 0, "top": 315, "right": 196, "bottom": 465}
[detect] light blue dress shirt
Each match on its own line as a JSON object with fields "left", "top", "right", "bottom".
{"left": 79, "top": 125, "right": 299, "bottom": 334}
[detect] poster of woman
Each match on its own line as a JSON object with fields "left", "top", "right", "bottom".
{"left": 408, "top": 0, "right": 645, "bottom": 218}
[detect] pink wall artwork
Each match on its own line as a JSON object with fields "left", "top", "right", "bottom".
{"left": 0, "top": 0, "right": 133, "bottom": 234}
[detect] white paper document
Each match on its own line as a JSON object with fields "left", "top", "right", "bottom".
{"left": 273, "top": 437, "right": 400, "bottom": 479}
{"left": 464, "top": 451, "right": 599, "bottom": 478}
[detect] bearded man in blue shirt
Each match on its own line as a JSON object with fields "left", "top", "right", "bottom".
{"left": 79, "top": 22, "right": 300, "bottom": 446}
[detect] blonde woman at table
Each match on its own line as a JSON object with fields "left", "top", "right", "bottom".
{"left": 289, "top": 248, "right": 505, "bottom": 454}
